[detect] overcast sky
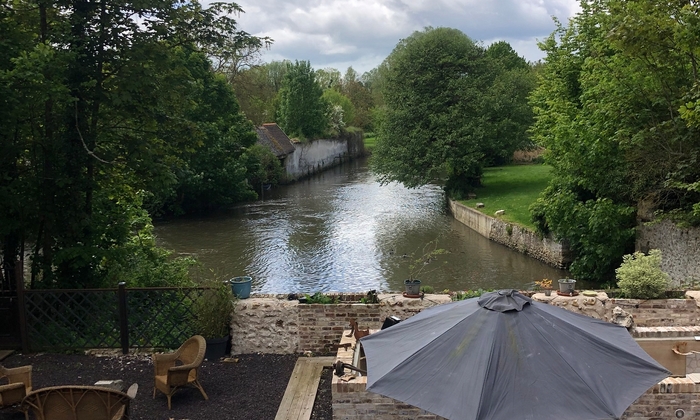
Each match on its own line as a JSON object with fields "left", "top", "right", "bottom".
{"left": 233, "top": 0, "right": 581, "bottom": 75}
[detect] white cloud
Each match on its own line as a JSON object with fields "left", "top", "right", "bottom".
{"left": 233, "top": 0, "right": 581, "bottom": 73}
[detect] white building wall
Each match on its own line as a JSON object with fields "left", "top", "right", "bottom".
{"left": 284, "top": 139, "right": 349, "bottom": 181}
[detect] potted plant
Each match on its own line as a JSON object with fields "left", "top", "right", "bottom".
{"left": 192, "top": 276, "right": 236, "bottom": 360}
{"left": 534, "top": 279, "right": 553, "bottom": 296}
{"left": 558, "top": 278, "right": 576, "bottom": 295}
{"left": 403, "top": 240, "right": 447, "bottom": 297}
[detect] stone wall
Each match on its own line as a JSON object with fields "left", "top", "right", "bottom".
{"left": 230, "top": 292, "right": 699, "bottom": 355}
{"left": 448, "top": 200, "right": 572, "bottom": 268}
{"left": 636, "top": 219, "right": 700, "bottom": 287}
{"left": 283, "top": 133, "right": 365, "bottom": 182}
{"left": 231, "top": 294, "right": 451, "bottom": 355}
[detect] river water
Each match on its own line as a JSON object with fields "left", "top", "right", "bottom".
{"left": 154, "top": 157, "right": 569, "bottom": 294}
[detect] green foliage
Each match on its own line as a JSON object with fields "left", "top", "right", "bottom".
{"left": 530, "top": 182, "right": 636, "bottom": 283}
{"left": 451, "top": 289, "right": 494, "bottom": 301}
{"left": 245, "top": 144, "right": 286, "bottom": 188}
{"left": 616, "top": 250, "right": 671, "bottom": 299}
{"left": 0, "top": 0, "right": 267, "bottom": 288}
{"left": 192, "top": 274, "right": 236, "bottom": 338}
{"left": 371, "top": 27, "right": 487, "bottom": 195}
{"left": 233, "top": 61, "right": 288, "bottom": 125}
{"left": 481, "top": 42, "right": 537, "bottom": 166}
{"left": 360, "top": 290, "right": 379, "bottom": 304}
{"left": 530, "top": 0, "right": 700, "bottom": 284}
{"left": 322, "top": 89, "right": 355, "bottom": 134}
{"left": 371, "top": 28, "right": 536, "bottom": 198}
{"left": 303, "top": 292, "right": 339, "bottom": 304}
{"left": 277, "top": 61, "right": 328, "bottom": 139}
{"left": 420, "top": 285, "right": 434, "bottom": 294}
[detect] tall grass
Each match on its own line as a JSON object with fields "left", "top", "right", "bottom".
{"left": 460, "top": 164, "right": 552, "bottom": 229}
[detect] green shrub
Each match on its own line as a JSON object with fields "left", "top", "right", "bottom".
{"left": 420, "top": 285, "right": 434, "bottom": 294}
{"left": 616, "top": 249, "right": 670, "bottom": 299}
{"left": 303, "top": 292, "right": 339, "bottom": 304}
{"left": 451, "top": 289, "right": 493, "bottom": 301}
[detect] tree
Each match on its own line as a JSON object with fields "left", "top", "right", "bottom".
{"left": 0, "top": 0, "right": 263, "bottom": 288}
{"left": 529, "top": 0, "right": 700, "bottom": 283}
{"left": 342, "top": 67, "right": 375, "bottom": 130}
{"left": 161, "top": 50, "right": 259, "bottom": 215}
{"left": 370, "top": 27, "right": 488, "bottom": 197}
{"left": 233, "top": 60, "right": 289, "bottom": 125}
{"left": 481, "top": 42, "right": 537, "bottom": 165}
{"left": 276, "top": 60, "right": 328, "bottom": 139}
{"left": 315, "top": 67, "right": 342, "bottom": 91}
{"left": 322, "top": 89, "right": 355, "bottom": 134}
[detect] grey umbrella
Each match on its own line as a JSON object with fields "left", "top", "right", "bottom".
{"left": 360, "top": 290, "right": 670, "bottom": 420}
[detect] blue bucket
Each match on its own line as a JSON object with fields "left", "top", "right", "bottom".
{"left": 230, "top": 276, "right": 252, "bottom": 299}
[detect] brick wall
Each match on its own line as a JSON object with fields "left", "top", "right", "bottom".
{"left": 622, "top": 378, "right": 700, "bottom": 419}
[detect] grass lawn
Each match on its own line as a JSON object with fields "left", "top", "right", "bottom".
{"left": 363, "top": 135, "right": 377, "bottom": 152}
{"left": 460, "top": 164, "right": 553, "bottom": 229}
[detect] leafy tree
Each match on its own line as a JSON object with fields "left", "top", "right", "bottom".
{"left": 163, "top": 50, "right": 259, "bottom": 215}
{"left": 316, "top": 67, "right": 342, "bottom": 91}
{"left": 277, "top": 60, "right": 328, "bottom": 139}
{"left": 370, "top": 27, "right": 489, "bottom": 197}
{"left": 342, "top": 67, "right": 375, "bottom": 130}
{"left": 481, "top": 42, "right": 537, "bottom": 165}
{"left": 322, "top": 89, "right": 355, "bottom": 134}
{"left": 233, "top": 60, "right": 288, "bottom": 125}
{"left": 244, "top": 144, "right": 285, "bottom": 190}
{"left": 529, "top": 0, "right": 700, "bottom": 283}
{"left": 0, "top": 0, "right": 263, "bottom": 288}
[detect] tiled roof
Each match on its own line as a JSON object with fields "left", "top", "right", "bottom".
{"left": 256, "top": 123, "right": 295, "bottom": 158}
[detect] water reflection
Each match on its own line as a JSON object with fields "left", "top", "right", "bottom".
{"left": 154, "top": 158, "right": 569, "bottom": 293}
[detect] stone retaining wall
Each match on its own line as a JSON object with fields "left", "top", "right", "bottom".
{"left": 636, "top": 219, "right": 700, "bottom": 287}
{"left": 230, "top": 292, "right": 700, "bottom": 355}
{"left": 231, "top": 294, "right": 451, "bottom": 355}
{"left": 448, "top": 200, "right": 572, "bottom": 268}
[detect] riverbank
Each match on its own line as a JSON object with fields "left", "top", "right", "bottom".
{"left": 448, "top": 199, "right": 572, "bottom": 269}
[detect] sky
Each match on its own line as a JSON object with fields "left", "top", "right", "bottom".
{"left": 233, "top": 0, "right": 582, "bottom": 75}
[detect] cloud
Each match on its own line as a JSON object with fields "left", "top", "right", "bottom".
{"left": 233, "top": 0, "right": 580, "bottom": 74}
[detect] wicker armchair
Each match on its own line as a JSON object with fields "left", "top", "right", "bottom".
{"left": 21, "top": 383, "right": 138, "bottom": 420}
{"left": 0, "top": 364, "right": 32, "bottom": 407}
{"left": 153, "top": 335, "right": 208, "bottom": 409}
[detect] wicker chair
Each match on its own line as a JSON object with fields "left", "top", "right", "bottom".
{"left": 0, "top": 364, "right": 32, "bottom": 407}
{"left": 21, "top": 383, "right": 138, "bottom": 420}
{"left": 152, "top": 335, "right": 208, "bottom": 409}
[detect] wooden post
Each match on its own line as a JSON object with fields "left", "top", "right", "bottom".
{"left": 15, "top": 259, "right": 29, "bottom": 353}
{"left": 118, "top": 282, "right": 129, "bottom": 354}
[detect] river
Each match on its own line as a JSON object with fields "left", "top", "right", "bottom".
{"left": 154, "top": 157, "right": 569, "bottom": 294}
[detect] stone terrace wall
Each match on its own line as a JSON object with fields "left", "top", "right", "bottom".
{"left": 231, "top": 294, "right": 451, "bottom": 355}
{"left": 636, "top": 219, "right": 700, "bottom": 287}
{"left": 230, "top": 293, "right": 700, "bottom": 355}
{"left": 448, "top": 200, "right": 572, "bottom": 268}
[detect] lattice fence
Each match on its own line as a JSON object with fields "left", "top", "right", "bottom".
{"left": 23, "top": 286, "right": 205, "bottom": 351}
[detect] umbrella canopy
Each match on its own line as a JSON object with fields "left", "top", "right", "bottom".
{"left": 360, "top": 290, "right": 670, "bottom": 420}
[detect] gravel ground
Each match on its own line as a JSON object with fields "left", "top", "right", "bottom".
{"left": 0, "top": 351, "right": 333, "bottom": 420}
